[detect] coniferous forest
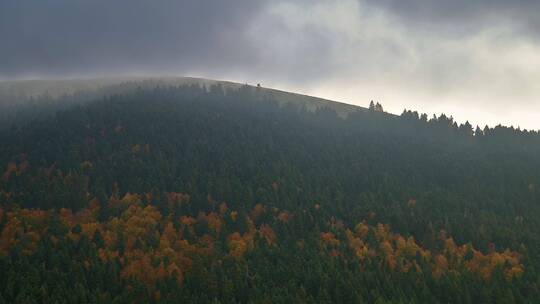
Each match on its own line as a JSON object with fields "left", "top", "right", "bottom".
{"left": 1, "top": 83, "right": 539, "bottom": 303}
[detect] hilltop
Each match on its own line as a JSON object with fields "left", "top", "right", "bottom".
{"left": 0, "top": 77, "right": 368, "bottom": 120}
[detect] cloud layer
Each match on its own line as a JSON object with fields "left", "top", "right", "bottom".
{"left": 1, "top": 0, "right": 539, "bottom": 129}
{"left": 0, "top": 0, "right": 266, "bottom": 77}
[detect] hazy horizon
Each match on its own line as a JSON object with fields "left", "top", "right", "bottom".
{"left": 1, "top": 0, "right": 539, "bottom": 129}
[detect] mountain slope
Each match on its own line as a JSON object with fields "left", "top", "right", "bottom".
{"left": 0, "top": 81, "right": 538, "bottom": 303}
{"left": 0, "top": 77, "right": 368, "bottom": 119}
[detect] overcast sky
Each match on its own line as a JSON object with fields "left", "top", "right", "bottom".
{"left": 1, "top": 0, "right": 539, "bottom": 129}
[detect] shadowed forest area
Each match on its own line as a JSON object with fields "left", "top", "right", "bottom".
{"left": 0, "top": 84, "right": 539, "bottom": 303}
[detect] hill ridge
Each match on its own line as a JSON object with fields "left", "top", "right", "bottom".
{"left": 0, "top": 76, "right": 370, "bottom": 118}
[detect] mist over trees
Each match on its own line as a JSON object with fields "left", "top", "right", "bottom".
{"left": 0, "top": 84, "right": 539, "bottom": 303}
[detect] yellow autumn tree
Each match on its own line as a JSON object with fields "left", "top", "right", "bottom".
{"left": 259, "top": 224, "right": 277, "bottom": 246}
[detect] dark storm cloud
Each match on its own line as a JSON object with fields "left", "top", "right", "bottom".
{"left": 1, "top": 0, "right": 538, "bottom": 79}
{"left": 0, "top": 0, "right": 268, "bottom": 78}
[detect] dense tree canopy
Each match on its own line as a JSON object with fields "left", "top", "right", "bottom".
{"left": 0, "top": 84, "right": 539, "bottom": 303}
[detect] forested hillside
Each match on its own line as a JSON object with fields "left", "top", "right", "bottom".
{"left": 0, "top": 78, "right": 362, "bottom": 129}
{"left": 0, "top": 83, "right": 539, "bottom": 303}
